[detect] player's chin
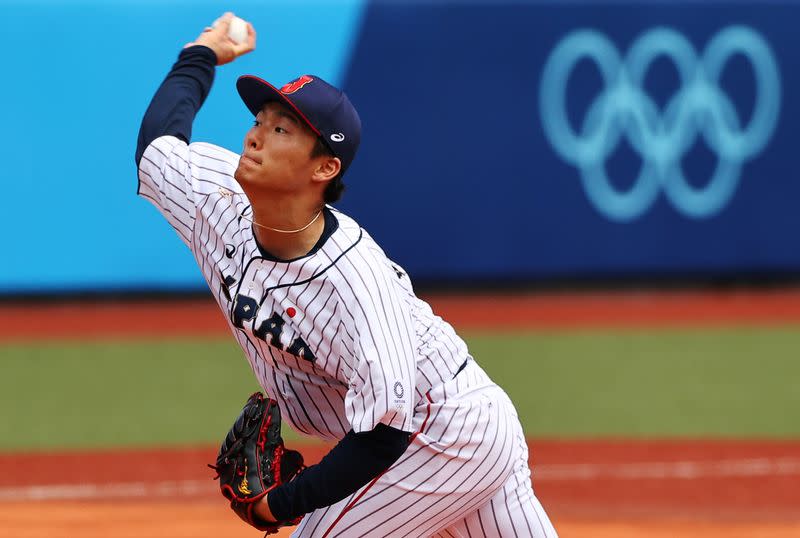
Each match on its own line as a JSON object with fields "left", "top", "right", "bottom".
{"left": 234, "top": 162, "right": 255, "bottom": 185}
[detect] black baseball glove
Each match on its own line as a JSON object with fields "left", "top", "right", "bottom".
{"left": 209, "top": 392, "right": 305, "bottom": 534}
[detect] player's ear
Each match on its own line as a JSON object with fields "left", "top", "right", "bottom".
{"left": 311, "top": 156, "right": 341, "bottom": 184}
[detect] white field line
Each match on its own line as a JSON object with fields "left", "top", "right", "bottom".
{"left": 0, "top": 480, "right": 213, "bottom": 502}
{"left": 534, "top": 457, "right": 800, "bottom": 481}
{"left": 1, "top": 458, "right": 799, "bottom": 502}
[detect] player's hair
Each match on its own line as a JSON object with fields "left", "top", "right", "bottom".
{"left": 311, "top": 137, "right": 345, "bottom": 204}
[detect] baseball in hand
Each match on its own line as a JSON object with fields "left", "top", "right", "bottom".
{"left": 215, "top": 15, "right": 248, "bottom": 44}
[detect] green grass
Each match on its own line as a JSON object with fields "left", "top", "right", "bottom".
{"left": 466, "top": 328, "right": 800, "bottom": 437}
{"left": 2, "top": 326, "right": 799, "bottom": 450}
{"left": 0, "top": 340, "right": 261, "bottom": 451}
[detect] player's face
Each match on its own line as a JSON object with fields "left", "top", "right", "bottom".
{"left": 235, "top": 102, "right": 320, "bottom": 193}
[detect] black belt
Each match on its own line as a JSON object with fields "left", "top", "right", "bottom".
{"left": 452, "top": 357, "right": 470, "bottom": 379}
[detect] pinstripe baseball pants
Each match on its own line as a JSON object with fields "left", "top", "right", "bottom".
{"left": 293, "top": 360, "right": 558, "bottom": 537}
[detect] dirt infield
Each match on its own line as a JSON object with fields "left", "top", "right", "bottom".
{"left": 1, "top": 503, "right": 798, "bottom": 538}
{"left": 1, "top": 439, "right": 798, "bottom": 537}
{"left": 4, "top": 288, "right": 800, "bottom": 341}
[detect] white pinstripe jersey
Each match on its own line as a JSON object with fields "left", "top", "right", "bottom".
{"left": 138, "top": 136, "right": 471, "bottom": 440}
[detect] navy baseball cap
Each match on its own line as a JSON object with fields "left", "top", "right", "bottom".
{"left": 236, "top": 74, "right": 361, "bottom": 175}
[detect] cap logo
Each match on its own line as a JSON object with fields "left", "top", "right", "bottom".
{"left": 281, "top": 75, "right": 314, "bottom": 94}
{"left": 330, "top": 133, "right": 345, "bottom": 142}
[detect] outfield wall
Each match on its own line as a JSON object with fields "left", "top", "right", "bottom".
{"left": 2, "top": 0, "right": 798, "bottom": 292}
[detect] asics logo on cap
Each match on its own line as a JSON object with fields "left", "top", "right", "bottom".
{"left": 330, "top": 133, "right": 345, "bottom": 142}
{"left": 281, "top": 75, "right": 314, "bottom": 94}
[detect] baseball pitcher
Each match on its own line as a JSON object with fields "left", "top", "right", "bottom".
{"left": 135, "top": 13, "right": 557, "bottom": 537}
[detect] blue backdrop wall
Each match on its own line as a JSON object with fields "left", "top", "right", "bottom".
{"left": 1, "top": 0, "right": 797, "bottom": 292}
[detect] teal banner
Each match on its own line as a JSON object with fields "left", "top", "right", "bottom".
{"left": 1, "top": 1, "right": 797, "bottom": 291}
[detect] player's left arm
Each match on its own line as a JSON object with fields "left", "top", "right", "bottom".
{"left": 256, "top": 424, "right": 410, "bottom": 524}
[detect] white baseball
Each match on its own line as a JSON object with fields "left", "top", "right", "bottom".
{"left": 228, "top": 16, "right": 248, "bottom": 43}
{"left": 214, "top": 15, "right": 248, "bottom": 44}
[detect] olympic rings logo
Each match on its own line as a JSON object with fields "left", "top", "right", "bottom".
{"left": 540, "top": 26, "right": 781, "bottom": 221}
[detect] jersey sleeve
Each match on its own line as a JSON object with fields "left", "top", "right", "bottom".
{"left": 137, "top": 136, "right": 199, "bottom": 247}
{"left": 344, "top": 254, "right": 417, "bottom": 434}
{"left": 137, "top": 136, "right": 239, "bottom": 248}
